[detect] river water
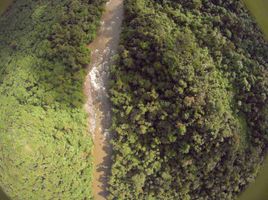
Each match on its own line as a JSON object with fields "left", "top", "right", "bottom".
{"left": 84, "top": 0, "right": 123, "bottom": 199}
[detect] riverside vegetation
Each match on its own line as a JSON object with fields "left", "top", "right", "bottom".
{"left": 0, "top": 0, "right": 106, "bottom": 199}
{"left": 108, "top": 0, "right": 268, "bottom": 199}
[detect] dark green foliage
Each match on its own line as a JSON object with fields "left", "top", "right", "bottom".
{"left": 108, "top": 0, "right": 268, "bottom": 199}
{"left": 0, "top": 0, "right": 106, "bottom": 199}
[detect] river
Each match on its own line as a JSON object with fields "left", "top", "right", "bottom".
{"left": 84, "top": 0, "right": 123, "bottom": 199}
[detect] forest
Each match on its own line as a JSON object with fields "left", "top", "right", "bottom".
{"left": 0, "top": 0, "right": 268, "bottom": 200}
{"left": 108, "top": 0, "right": 268, "bottom": 199}
{"left": 0, "top": 0, "right": 106, "bottom": 199}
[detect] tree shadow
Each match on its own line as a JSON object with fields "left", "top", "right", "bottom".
{"left": 96, "top": 138, "right": 113, "bottom": 198}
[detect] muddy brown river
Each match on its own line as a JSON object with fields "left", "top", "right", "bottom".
{"left": 84, "top": 0, "right": 123, "bottom": 199}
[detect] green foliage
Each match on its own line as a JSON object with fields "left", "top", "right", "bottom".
{"left": 0, "top": 0, "right": 106, "bottom": 199}
{"left": 108, "top": 0, "right": 268, "bottom": 199}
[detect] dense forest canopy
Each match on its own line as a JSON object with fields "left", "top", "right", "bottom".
{"left": 108, "top": 0, "right": 268, "bottom": 199}
{"left": 0, "top": 0, "right": 106, "bottom": 199}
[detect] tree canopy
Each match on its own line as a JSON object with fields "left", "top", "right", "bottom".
{"left": 108, "top": 0, "right": 268, "bottom": 199}
{"left": 0, "top": 0, "right": 106, "bottom": 199}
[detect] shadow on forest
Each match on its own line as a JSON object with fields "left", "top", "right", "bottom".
{"left": 97, "top": 142, "right": 113, "bottom": 198}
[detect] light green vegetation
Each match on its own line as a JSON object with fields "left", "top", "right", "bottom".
{"left": 108, "top": 0, "right": 268, "bottom": 199}
{"left": 0, "top": 0, "right": 106, "bottom": 199}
